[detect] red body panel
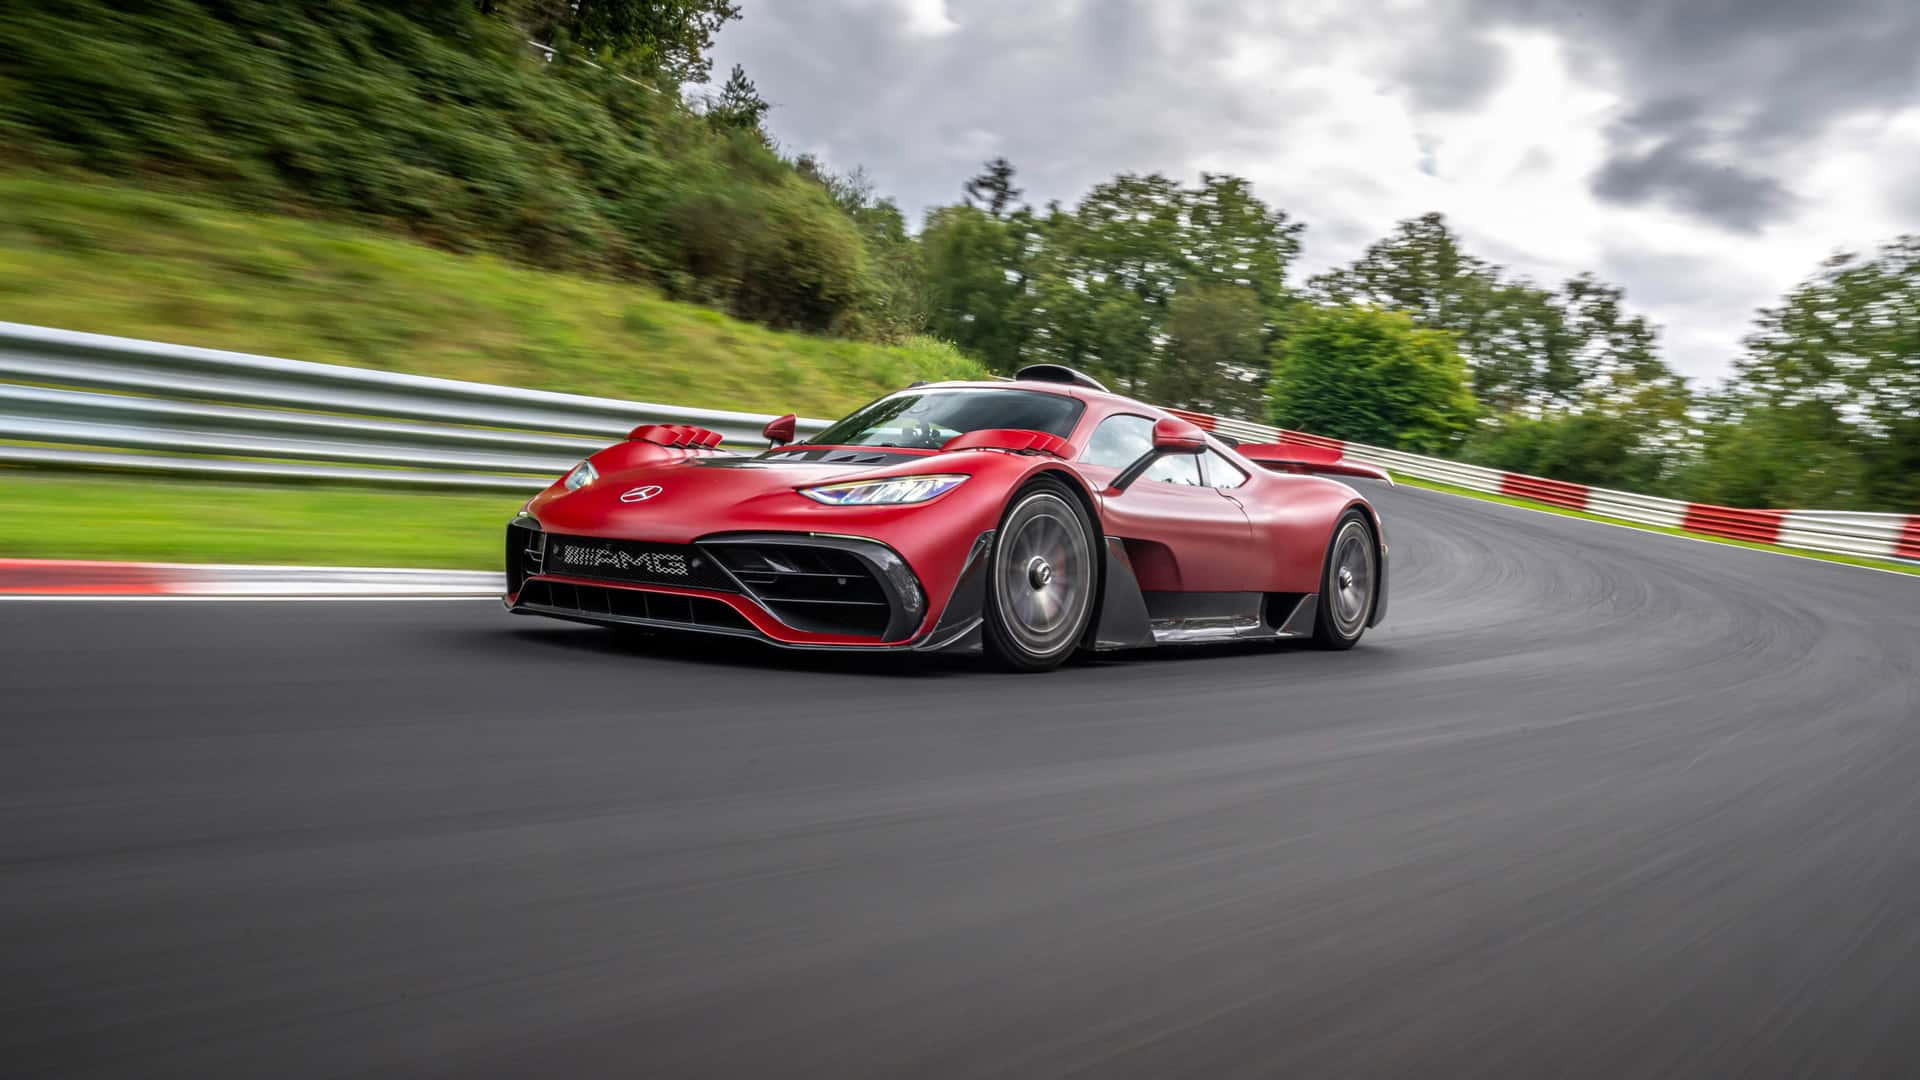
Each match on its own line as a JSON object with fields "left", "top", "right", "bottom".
{"left": 1223, "top": 474, "right": 1378, "bottom": 593}
{"left": 511, "top": 379, "right": 1385, "bottom": 647}
{"left": 1077, "top": 462, "right": 1254, "bottom": 591}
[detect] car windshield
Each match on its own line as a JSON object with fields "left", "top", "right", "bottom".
{"left": 805, "top": 389, "right": 1084, "bottom": 450}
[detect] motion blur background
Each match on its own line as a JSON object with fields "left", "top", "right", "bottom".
{"left": 0, "top": 0, "right": 1915, "bottom": 570}
{"left": 4, "top": 3, "right": 1920, "bottom": 1077}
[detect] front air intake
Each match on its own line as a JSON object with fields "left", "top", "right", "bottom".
{"left": 515, "top": 580, "right": 755, "bottom": 633}
{"left": 704, "top": 541, "right": 893, "bottom": 637}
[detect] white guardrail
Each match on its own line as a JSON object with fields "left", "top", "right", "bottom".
{"left": 1, "top": 321, "right": 1914, "bottom": 563}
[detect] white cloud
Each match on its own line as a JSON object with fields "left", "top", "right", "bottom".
{"left": 713, "top": 0, "right": 1920, "bottom": 385}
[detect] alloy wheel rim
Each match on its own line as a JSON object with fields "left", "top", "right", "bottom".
{"left": 1329, "top": 521, "right": 1374, "bottom": 637}
{"left": 995, "top": 493, "right": 1091, "bottom": 657}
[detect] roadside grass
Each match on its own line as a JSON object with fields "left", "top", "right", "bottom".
{"left": 1394, "top": 473, "right": 1920, "bottom": 577}
{"left": 0, "top": 175, "right": 983, "bottom": 419}
{"left": 0, "top": 471, "right": 517, "bottom": 569}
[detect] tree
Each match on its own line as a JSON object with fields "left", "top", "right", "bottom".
{"left": 706, "top": 64, "right": 768, "bottom": 135}
{"left": 794, "top": 157, "right": 929, "bottom": 341}
{"left": 509, "top": 0, "right": 742, "bottom": 84}
{"left": 1056, "top": 174, "right": 1187, "bottom": 392}
{"left": 795, "top": 155, "right": 878, "bottom": 216}
{"left": 1311, "top": 213, "right": 1682, "bottom": 417}
{"left": 1157, "top": 284, "right": 1268, "bottom": 417}
{"left": 963, "top": 158, "right": 1022, "bottom": 218}
{"left": 1181, "top": 174, "right": 1302, "bottom": 312}
{"left": 918, "top": 170, "right": 1305, "bottom": 413}
{"left": 1461, "top": 413, "right": 1674, "bottom": 493}
{"left": 1019, "top": 173, "right": 1300, "bottom": 406}
{"left": 920, "top": 204, "right": 1028, "bottom": 370}
{"left": 1715, "top": 236, "right": 1920, "bottom": 510}
{"left": 1674, "top": 401, "right": 1871, "bottom": 509}
{"left": 1270, "top": 305, "right": 1478, "bottom": 453}
{"left": 1311, "top": 213, "right": 1533, "bottom": 410}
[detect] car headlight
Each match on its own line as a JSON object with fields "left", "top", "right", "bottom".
{"left": 562, "top": 459, "right": 599, "bottom": 491}
{"left": 799, "top": 474, "right": 968, "bottom": 506}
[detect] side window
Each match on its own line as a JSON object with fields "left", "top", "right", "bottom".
{"left": 1080, "top": 414, "right": 1154, "bottom": 468}
{"left": 1203, "top": 449, "right": 1249, "bottom": 490}
{"left": 1081, "top": 414, "right": 1205, "bottom": 486}
{"left": 1142, "top": 454, "right": 1203, "bottom": 486}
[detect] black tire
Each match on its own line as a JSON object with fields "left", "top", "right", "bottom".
{"left": 982, "top": 477, "right": 1097, "bottom": 672}
{"left": 1312, "top": 510, "right": 1377, "bottom": 650}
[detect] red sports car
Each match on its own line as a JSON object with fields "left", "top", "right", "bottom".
{"left": 505, "top": 366, "right": 1390, "bottom": 671}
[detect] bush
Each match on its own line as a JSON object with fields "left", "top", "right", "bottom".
{"left": 1459, "top": 413, "right": 1673, "bottom": 493}
{"left": 0, "top": 0, "right": 873, "bottom": 330}
{"left": 1270, "top": 305, "right": 1477, "bottom": 453}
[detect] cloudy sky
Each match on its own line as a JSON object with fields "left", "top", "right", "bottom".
{"left": 709, "top": 0, "right": 1920, "bottom": 384}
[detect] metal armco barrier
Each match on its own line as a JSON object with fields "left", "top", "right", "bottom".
{"left": 0, "top": 322, "right": 828, "bottom": 491}
{"left": 2, "top": 321, "right": 1914, "bottom": 563}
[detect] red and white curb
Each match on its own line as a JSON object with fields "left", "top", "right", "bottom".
{"left": 0, "top": 559, "right": 499, "bottom": 599}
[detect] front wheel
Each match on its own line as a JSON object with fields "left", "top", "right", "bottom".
{"left": 982, "top": 478, "right": 1096, "bottom": 672}
{"left": 1312, "top": 510, "right": 1377, "bottom": 650}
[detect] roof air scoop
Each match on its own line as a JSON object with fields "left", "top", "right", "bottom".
{"left": 1012, "top": 364, "right": 1108, "bottom": 392}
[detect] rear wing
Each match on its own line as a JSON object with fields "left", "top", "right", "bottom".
{"left": 1237, "top": 443, "right": 1394, "bottom": 486}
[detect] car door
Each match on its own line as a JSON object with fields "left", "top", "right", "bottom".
{"left": 1077, "top": 414, "right": 1254, "bottom": 592}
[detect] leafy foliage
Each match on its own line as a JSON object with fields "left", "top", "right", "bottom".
{"left": 963, "top": 158, "right": 1023, "bottom": 218}
{"left": 1460, "top": 413, "right": 1673, "bottom": 493}
{"left": 0, "top": 0, "right": 862, "bottom": 330}
{"left": 706, "top": 64, "right": 770, "bottom": 135}
{"left": 1270, "top": 306, "right": 1478, "bottom": 454}
{"left": 1311, "top": 213, "right": 1680, "bottom": 416}
{"left": 921, "top": 165, "right": 1303, "bottom": 412}
{"left": 795, "top": 156, "right": 928, "bottom": 342}
{"left": 1675, "top": 402, "right": 1876, "bottom": 509}
{"left": 921, "top": 204, "right": 1029, "bottom": 368}
{"left": 1158, "top": 285, "right": 1269, "bottom": 418}
{"left": 502, "top": 0, "right": 741, "bottom": 83}
{"left": 1699, "top": 237, "right": 1920, "bottom": 510}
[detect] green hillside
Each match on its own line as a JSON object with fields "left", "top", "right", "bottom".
{"left": 0, "top": 176, "right": 982, "bottom": 418}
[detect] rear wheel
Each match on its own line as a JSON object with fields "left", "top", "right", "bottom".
{"left": 1312, "top": 511, "right": 1376, "bottom": 650}
{"left": 983, "top": 478, "right": 1096, "bottom": 672}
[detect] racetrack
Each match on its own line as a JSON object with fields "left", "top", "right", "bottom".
{"left": 4, "top": 485, "right": 1919, "bottom": 1077}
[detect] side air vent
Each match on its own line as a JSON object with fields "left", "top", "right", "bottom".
{"left": 1012, "top": 364, "right": 1109, "bottom": 392}
{"left": 506, "top": 518, "right": 545, "bottom": 596}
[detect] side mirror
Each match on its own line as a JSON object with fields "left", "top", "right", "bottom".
{"left": 763, "top": 413, "right": 797, "bottom": 447}
{"left": 1151, "top": 417, "right": 1208, "bottom": 453}
{"left": 1112, "top": 417, "right": 1208, "bottom": 492}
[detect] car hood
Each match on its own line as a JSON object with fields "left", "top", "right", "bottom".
{"left": 526, "top": 450, "right": 948, "bottom": 544}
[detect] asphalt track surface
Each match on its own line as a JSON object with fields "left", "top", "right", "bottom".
{"left": 4, "top": 485, "right": 1919, "bottom": 1078}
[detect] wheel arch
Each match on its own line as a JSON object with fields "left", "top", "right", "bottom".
{"left": 1015, "top": 465, "right": 1112, "bottom": 652}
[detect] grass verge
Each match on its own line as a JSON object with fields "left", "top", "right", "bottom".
{"left": 0, "top": 176, "right": 983, "bottom": 419}
{"left": 1395, "top": 473, "right": 1920, "bottom": 577}
{"left": 0, "top": 472, "right": 517, "bottom": 569}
